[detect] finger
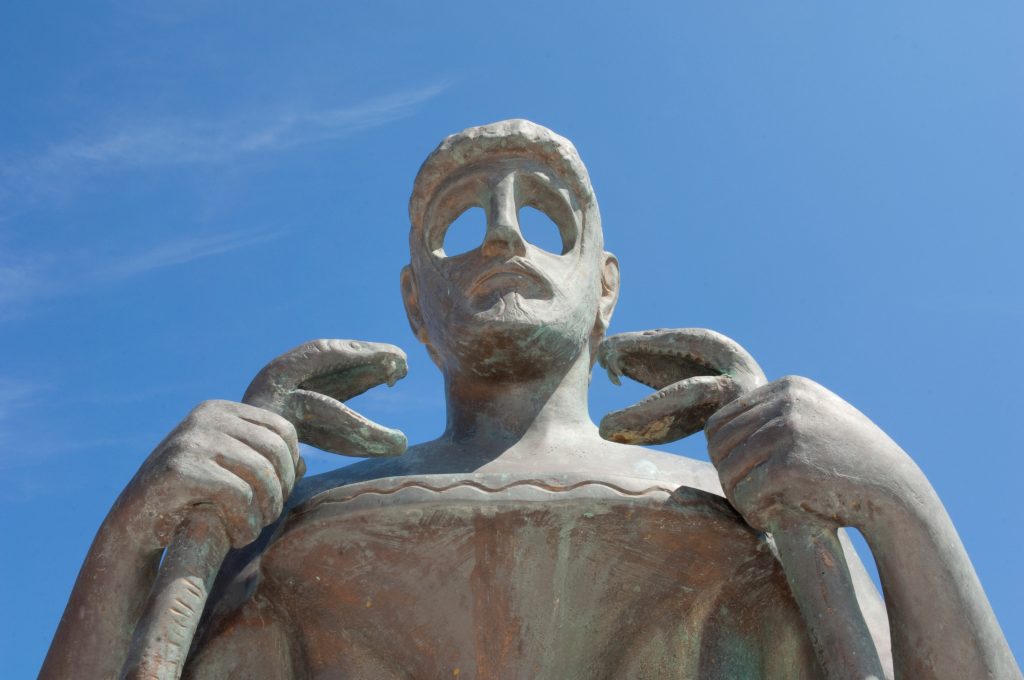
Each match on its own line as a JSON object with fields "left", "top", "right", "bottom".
{"left": 705, "top": 379, "right": 785, "bottom": 439}
{"left": 706, "top": 399, "right": 782, "bottom": 466}
{"left": 224, "top": 401, "right": 300, "bottom": 466}
{"left": 221, "top": 415, "right": 297, "bottom": 497}
{"left": 728, "top": 458, "right": 786, "bottom": 532}
{"left": 288, "top": 389, "right": 408, "bottom": 457}
{"left": 193, "top": 463, "right": 263, "bottom": 548}
{"left": 717, "top": 416, "right": 791, "bottom": 499}
{"left": 208, "top": 432, "right": 284, "bottom": 527}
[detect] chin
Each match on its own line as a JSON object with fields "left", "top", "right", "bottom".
{"left": 470, "top": 291, "right": 548, "bottom": 325}
{"left": 442, "top": 295, "right": 592, "bottom": 380}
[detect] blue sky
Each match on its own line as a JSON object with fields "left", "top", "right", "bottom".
{"left": 2, "top": 1, "right": 1022, "bottom": 674}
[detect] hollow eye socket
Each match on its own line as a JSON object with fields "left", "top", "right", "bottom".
{"left": 518, "top": 206, "right": 566, "bottom": 254}
{"left": 441, "top": 206, "right": 486, "bottom": 257}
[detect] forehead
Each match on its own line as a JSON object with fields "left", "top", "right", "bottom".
{"left": 411, "top": 137, "right": 594, "bottom": 219}
{"left": 427, "top": 158, "right": 578, "bottom": 217}
{"left": 414, "top": 157, "right": 594, "bottom": 257}
{"left": 441, "top": 157, "right": 570, "bottom": 187}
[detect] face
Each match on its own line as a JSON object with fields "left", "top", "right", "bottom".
{"left": 404, "top": 157, "right": 617, "bottom": 379}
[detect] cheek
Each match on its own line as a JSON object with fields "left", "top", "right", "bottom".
{"left": 561, "top": 254, "right": 602, "bottom": 301}
{"left": 554, "top": 273, "right": 604, "bottom": 332}
{"left": 413, "top": 261, "right": 460, "bottom": 320}
{"left": 530, "top": 248, "right": 572, "bottom": 275}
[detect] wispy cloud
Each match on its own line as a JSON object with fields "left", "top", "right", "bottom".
{"left": 0, "top": 228, "right": 283, "bottom": 321}
{"left": 0, "top": 258, "right": 49, "bottom": 310}
{"left": 0, "top": 80, "right": 451, "bottom": 316}
{"left": 0, "top": 378, "right": 48, "bottom": 468}
{"left": 0, "top": 378, "right": 45, "bottom": 429}
{"left": 113, "top": 0, "right": 223, "bottom": 25}
{"left": 6, "top": 82, "right": 450, "bottom": 194}
{"left": 0, "top": 376, "right": 171, "bottom": 491}
{"left": 71, "top": 383, "right": 185, "bottom": 407}
{"left": 101, "top": 229, "right": 283, "bottom": 280}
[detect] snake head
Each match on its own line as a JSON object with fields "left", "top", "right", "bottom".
{"left": 243, "top": 339, "right": 409, "bottom": 458}
{"left": 598, "top": 329, "right": 766, "bottom": 446}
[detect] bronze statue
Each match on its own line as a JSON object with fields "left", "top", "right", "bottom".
{"left": 43, "top": 120, "right": 1021, "bottom": 679}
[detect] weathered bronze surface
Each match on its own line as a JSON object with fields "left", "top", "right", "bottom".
{"left": 42, "top": 120, "right": 1021, "bottom": 679}
{"left": 192, "top": 474, "right": 818, "bottom": 678}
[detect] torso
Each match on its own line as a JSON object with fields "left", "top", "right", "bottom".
{"left": 186, "top": 440, "right": 821, "bottom": 679}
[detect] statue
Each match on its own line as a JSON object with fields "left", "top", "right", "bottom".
{"left": 42, "top": 120, "right": 1021, "bottom": 679}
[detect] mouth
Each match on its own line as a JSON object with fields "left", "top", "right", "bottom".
{"left": 468, "top": 259, "right": 552, "bottom": 298}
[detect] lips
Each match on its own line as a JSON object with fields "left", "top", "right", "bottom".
{"left": 469, "top": 259, "right": 552, "bottom": 297}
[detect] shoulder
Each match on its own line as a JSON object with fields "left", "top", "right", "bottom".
{"left": 503, "top": 436, "right": 726, "bottom": 496}
{"left": 288, "top": 455, "right": 413, "bottom": 508}
{"left": 588, "top": 441, "right": 725, "bottom": 495}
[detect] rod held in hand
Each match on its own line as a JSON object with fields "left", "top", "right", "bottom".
{"left": 772, "top": 525, "right": 886, "bottom": 680}
{"left": 120, "top": 509, "right": 230, "bottom": 680}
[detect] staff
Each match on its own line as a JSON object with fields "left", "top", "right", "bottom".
{"left": 120, "top": 340, "right": 408, "bottom": 680}
{"left": 599, "top": 327, "right": 885, "bottom": 680}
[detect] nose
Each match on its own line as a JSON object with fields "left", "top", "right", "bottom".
{"left": 481, "top": 173, "right": 526, "bottom": 258}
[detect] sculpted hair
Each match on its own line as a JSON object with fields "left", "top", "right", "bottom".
{"left": 408, "top": 119, "right": 601, "bottom": 252}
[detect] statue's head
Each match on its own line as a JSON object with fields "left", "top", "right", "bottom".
{"left": 402, "top": 120, "right": 619, "bottom": 380}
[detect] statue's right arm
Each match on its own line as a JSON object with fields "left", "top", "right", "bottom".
{"left": 39, "top": 399, "right": 299, "bottom": 680}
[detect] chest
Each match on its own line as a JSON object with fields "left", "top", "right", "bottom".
{"left": 250, "top": 473, "right": 819, "bottom": 679}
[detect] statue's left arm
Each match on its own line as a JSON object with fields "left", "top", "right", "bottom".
{"left": 706, "top": 375, "right": 1021, "bottom": 679}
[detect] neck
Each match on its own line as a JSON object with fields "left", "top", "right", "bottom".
{"left": 442, "top": 346, "right": 597, "bottom": 451}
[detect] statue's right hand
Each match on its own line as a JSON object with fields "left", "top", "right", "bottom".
{"left": 116, "top": 339, "right": 408, "bottom": 552}
{"left": 119, "top": 399, "right": 300, "bottom": 551}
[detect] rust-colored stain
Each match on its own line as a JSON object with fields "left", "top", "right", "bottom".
{"left": 191, "top": 476, "right": 821, "bottom": 678}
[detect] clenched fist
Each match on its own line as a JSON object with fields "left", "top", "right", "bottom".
{"left": 112, "top": 339, "right": 409, "bottom": 552}
{"left": 119, "top": 400, "right": 299, "bottom": 551}
{"left": 705, "top": 375, "right": 922, "bottom": 532}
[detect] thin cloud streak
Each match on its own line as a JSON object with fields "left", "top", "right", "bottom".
{"left": 0, "top": 433, "right": 151, "bottom": 478}
{"left": 24, "top": 82, "right": 451, "bottom": 175}
{"left": 0, "top": 81, "right": 451, "bottom": 317}
{"left": 101, "top": 229, "right": 284, "bottom": 280}
{"left": 0, "top": 378, "right": 47, "bottom": 469}
{"left": 0, "top": 259, "right": 48, "bottom": 309}
{"left": 0, "top": 375, "right": 170, "bottom": 478}
{"left": 0, "top": 229, "right": 284, "bottom": 319}
{"left": 0, "top": 378, "right": 45, "bottom": 429}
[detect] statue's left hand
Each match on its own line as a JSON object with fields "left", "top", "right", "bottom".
{"left": 597, "top": 329, "right": 900, "bottom": 678}
{"left": 597, "top": 329, "right": 920, "bottom": 533}
{"left": 705, "top": 375, "right": 921, "bottom": 532}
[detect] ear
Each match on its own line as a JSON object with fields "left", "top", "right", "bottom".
{"left": 596, "top": 251, "right": 620, "bottom": 333}
{"left": 401, "top": 265, "right": 444, "bottom": 368}
{"left": 400, "top": 265, "right": 428, "bottom": 344}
